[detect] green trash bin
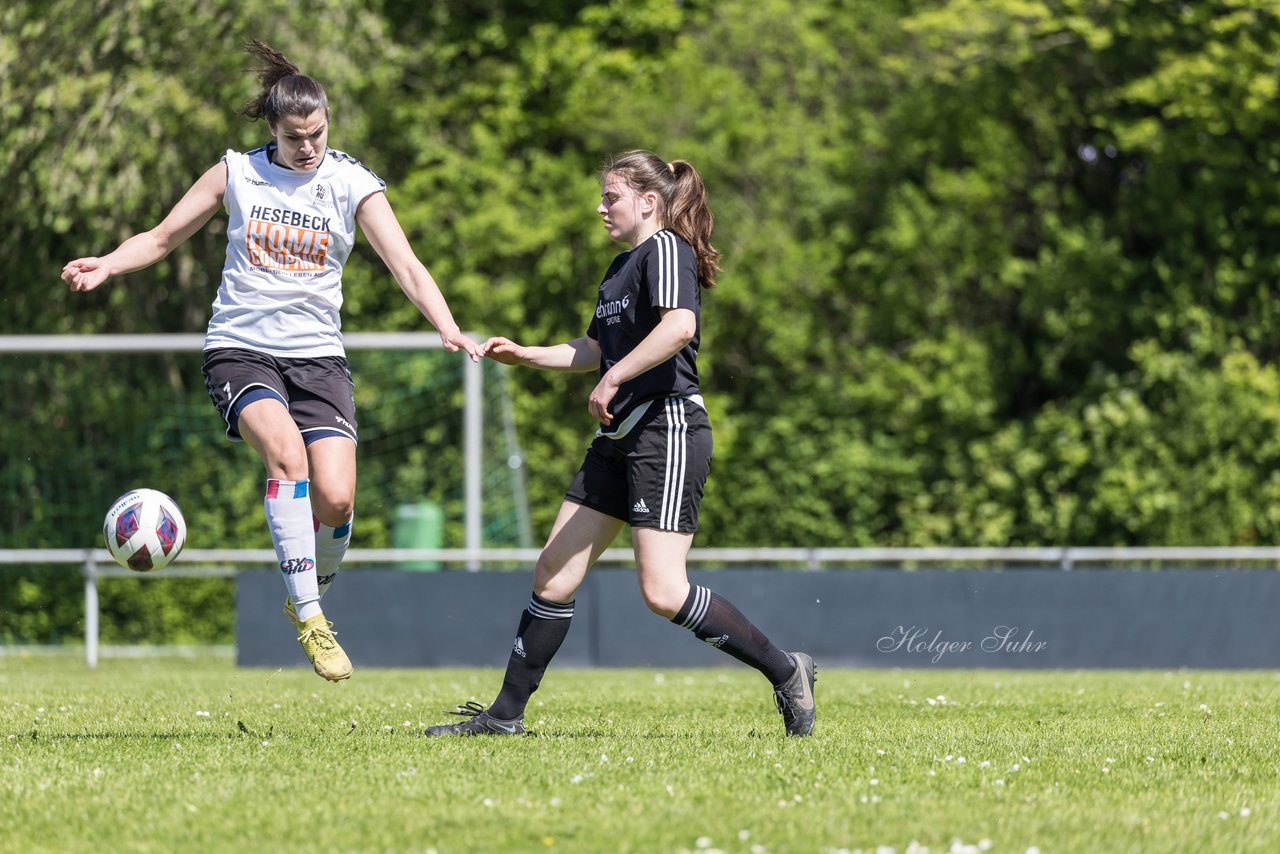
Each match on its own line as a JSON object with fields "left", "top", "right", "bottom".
{"left": 392, "top": 501, "right": 443, "bottom": 571}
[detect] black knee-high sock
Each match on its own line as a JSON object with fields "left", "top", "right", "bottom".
{"left": 672, "top": 585, "right": 796, "bottom": 686}
{"left": 489, "top": 593, "right": 574, "bottom": 720}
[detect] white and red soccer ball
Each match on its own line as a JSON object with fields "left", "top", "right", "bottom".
{"left": 103, "top": 488, "right": 187, "bottom": 572}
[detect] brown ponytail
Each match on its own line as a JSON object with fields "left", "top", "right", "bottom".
{"left": 239, "top": 40, "right": 329, "bottom": 127}
{"left": 602, "top": 150, "right": 723, "bottom": 288}
{"left": 665, "top": 159, "right": 721, "bottom": 288}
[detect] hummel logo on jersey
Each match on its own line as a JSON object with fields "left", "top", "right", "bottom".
{"left": 513, "top": 637, "right": 526, "bottom": 658}
{"left": 335, "top": 415, "right": 354, "bottom": 430}
{"left": 703, "top": 634, "right": 730, "bottom": 648}
{"left": 632, "top": 498, "right": 649, "bottom": 514}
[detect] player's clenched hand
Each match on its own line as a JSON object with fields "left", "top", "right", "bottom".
{"left": 588, "top": 373, "right": 619, "bottom": 427}
{"left": 62, "top": 258, "right": 110, "bottom": 292}
{"left": 481, "top": 337, "right": 527, "bottom": 366}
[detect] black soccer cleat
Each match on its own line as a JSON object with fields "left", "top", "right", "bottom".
{"left": 774, "top": 651, "right": 817, "bottom": 737}
{"left": 422, "top": 701, "right": 525, "bottom": 737}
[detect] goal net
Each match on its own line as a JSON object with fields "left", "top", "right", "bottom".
{"left": 0, "top": 334, "right": 531, "bottom": 553}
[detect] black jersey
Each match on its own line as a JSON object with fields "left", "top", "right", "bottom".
{"left": 587, "top": 229, "right": 701, "bottom": 421}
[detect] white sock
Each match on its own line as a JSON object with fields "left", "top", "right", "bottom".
{"left": 315, "top": 516, "right": 352, "bottom": 600}
{"left": 264, "top": 479, "right": 321, "bottom": 623}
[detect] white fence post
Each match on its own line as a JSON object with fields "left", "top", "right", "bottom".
{"left": 463, "top": 354, "right": 483, "bottom": 571}
{"left": 84, "top": 550, "right": 99, "bottom": 669}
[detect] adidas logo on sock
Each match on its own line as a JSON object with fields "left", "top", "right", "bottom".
{"left": 703, "top": 633, "right": 730, "bottom": 648}
{"left": 633, "top": 498, "right": 649, "bottom": 514}
{"left": 513, "top": 636, "right": 526, "bottom": 658}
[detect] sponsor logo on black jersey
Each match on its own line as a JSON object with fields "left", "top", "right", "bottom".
{"left": 596, "top": 294, "right": 630, "bottom": 326}
{"left": 595, "top": 294, "right": 631, "bottom": 318}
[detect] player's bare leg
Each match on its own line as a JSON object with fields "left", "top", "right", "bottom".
{"left": 307, "top": 436, "right": 356, "bottom": 603}
{"left": 424, "top": 502, "right": 622, "bottom": 736}
{"left": 636, "top": 528, "right": 815, "bottom": 736}
{"left": 241, "top": 399, "right": 351, "bottom": 681}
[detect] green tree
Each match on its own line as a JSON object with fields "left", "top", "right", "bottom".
{"left": 5, "top": 0, "right": 1280, "bottom": 577}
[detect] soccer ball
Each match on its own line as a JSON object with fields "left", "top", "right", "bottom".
{"left": 103, "top": 488, "right": 187, "bottom": 572}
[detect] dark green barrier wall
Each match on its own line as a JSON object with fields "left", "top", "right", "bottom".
{"left": 237, "top": 568, "right": 1280, "bottom": 669}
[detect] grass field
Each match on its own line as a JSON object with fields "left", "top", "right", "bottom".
{"left": 2, "top": 656, "right": 1278, "bottom": 853}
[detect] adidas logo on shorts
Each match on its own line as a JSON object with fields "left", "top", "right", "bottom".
{"left": 632, "top": 498, "right": 649, "bottom": 514}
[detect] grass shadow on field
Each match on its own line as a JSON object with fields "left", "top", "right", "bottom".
{"left": 10, "top": 728, "right": 261, "bottom": 741}
{"left": 525, "top": 728, "right": 782, "bottom": 740}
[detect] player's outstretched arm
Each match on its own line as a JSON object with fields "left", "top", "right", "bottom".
{"left": 357, "top": 192, "right": 480, "bottom": 361}
{"left": 481, "top": 336, "right": 600, "bottom": 372}
{"left": 61, "top": 162, "right": 227, "bottom": 292}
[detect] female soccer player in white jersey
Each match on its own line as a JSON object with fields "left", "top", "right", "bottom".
{"left": 61, "top": 41, "right": 479, "bottom": 682}
{"left": 424, "top": 151, "right": 816, "bottom": 737}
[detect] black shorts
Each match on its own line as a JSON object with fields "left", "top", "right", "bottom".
{"left": 565, "top": 397, "right": 712, "bottom": 532}
{"left": 201, "top": 348, "right": 358, "bottom": 445}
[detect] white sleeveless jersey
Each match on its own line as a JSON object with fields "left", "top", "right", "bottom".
{"left": 203, "top": 144, "right": 386, "bottom": 357}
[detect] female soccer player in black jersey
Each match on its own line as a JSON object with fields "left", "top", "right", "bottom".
{"left": 425, "top": 151, "right": 815, "bottom": 737}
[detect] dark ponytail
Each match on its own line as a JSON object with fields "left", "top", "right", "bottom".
{"left": 239, "top": 40, "right": 328, "bottom": 127}
{"left": 602, "top": 150, "right": 723, "bottom": 288}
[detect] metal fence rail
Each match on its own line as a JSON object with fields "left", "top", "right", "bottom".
{"left": 4, "top": 546, "right": 1280, "bottom": 667}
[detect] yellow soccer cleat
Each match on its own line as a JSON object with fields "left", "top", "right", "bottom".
{"left": 283, "top": 597, "right": 299, "bottom": 628}
{"left": 296, "top": 612, "right": 353, "bottom": 682}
